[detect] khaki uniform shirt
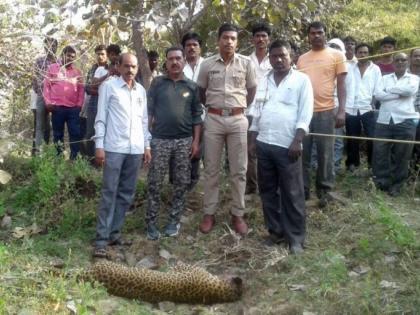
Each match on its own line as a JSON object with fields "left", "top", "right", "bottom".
{"left": 197, "top": 53, "right": 257, "bottom": 108}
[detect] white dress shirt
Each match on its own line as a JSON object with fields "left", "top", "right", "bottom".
{"left": 249, "top": 51, "right": 272, "bottom": 82}
{"left": 94, "top": 76, "right": 151, "bottom": 154}
{"left": 249, "top": 69, "right": 314, "bottom": 149}
{"left": 374, "top": 71, "right": 420, "bottom": 124}
{"left": 183, "top": 57, "right": 204, "bottom": 82}
{"left": 346, "top": 61, "right": 382, "bottom": 115}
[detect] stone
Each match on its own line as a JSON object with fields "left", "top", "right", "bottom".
{"left": 1, "top": 215, "right": 11, "bottom": 229}
{"left": 136, "top": 256, "right": 158, "bottom": 269}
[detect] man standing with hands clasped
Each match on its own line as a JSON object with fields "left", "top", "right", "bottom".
{"left": 93, "top": 53, "right": 151, "bottom": 258}
{"left": 249, "top": 40, "right": 313, "bottom": 254}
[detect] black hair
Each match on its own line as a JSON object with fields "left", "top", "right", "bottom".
{"left": 380, "top": 36, "right": 396, "bottom": 47}
{"left": 307, "top": 21, "right": 326, "bottom": 34}
{"left": 410, "top": 47, "right": 420, "bottom": 58}
{"left": 165, "top": 46, "right": 184, "bottom": 58}
{"left": 289, "top": 42, "right": 299, "bottom": 53}
{"left": 106, "top": 44, "right": 121, "bottom": 55}
{"left": 43, "top": 37, "right": 58, "bottom": 46}
{"left": 147, "top": 50, "right": 159, "bottom": 59}
{"left": 269, "top": 40, "right": 291, "bottom": 53}
{"left": 95, "top": 44, "right": 107, "bottom": 53}
{"left": 343, "top": 36, "right": 357, "bottom": 44}
{"left": 218, "top": 23, "right": 239, "bottom": 39}
{"left": 62, "top": 45, "right": 76, "bottom": 55}
{"left": 251, "top": 22, "right": 271, "bottom": 36}
{"left": 355, "top": 43, "right": 371, "bottom": 54}
{"left": 181, "top": 32, "right": 202, "bottom": 48}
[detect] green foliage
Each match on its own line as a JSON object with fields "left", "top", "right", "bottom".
{"left": 4, "top": 146, "right": 99, "bottom": 230}
{"left": 328, "top": 0, "right": 420, "bottom": 50}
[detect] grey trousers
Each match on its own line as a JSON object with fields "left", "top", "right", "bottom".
{"left": 373, "top": 119, "right": 416, "bottom": 190}
{"left": 257, "top": 141, "right": 306, "bottom": 245}
{"left": 35, "top": 95, "right": 51, "bottom": 148}
{"left": 303, "top": 109, "right": 335, "bottom": 198}
{"left": 95, "top": 152, "right": 142, "bottom": 247}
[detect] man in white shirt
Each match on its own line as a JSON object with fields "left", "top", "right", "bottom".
{"left": 345, "top": 43, "right": 382, "bottom": 171}
{"left": 246, "top": 22, "right": 272, "bottom": 195}
{"left": 373, "top": 52, "right": 419, "bottom": 196}
{"left": 343, "top": 36, "right": 357, "bottom": 65}
{"left": 409, "top": 48, "right": 420, "bottom": 165}
{"left": 182, "top": 32, "right": 204, "bottom": 82}
{"left": 249, "top": 40, "right": 313, "bottom": 254}
{"left": 93, "top": 53, "right": 151, "bottom": 258}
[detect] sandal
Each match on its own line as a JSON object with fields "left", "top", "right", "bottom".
{"left": 93, "top": 247, "right": 108, "bottom": 258}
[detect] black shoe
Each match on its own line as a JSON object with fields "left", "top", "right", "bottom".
{"left": 289, "top": 242, "right": 304, "bottom": 255}
{"left": 388, "top": 185, "right": 401, "bottom": 197}
{"left": 304, "top": 189, "right": 310, "bottom": 200}
{"left": 262, "top": 232, "right": 284, "bottom": 247}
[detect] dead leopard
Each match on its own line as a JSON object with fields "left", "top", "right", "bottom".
{"left": 80, "top": 261, "right": 242, "bottom": 304}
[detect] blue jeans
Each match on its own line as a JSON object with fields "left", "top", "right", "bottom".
{"left": 51, "top": 106, "right": 81, "bottom": 160}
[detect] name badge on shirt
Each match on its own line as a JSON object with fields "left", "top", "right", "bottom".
{"left": 182, "top": 91, "right": 190, "bottom": 98}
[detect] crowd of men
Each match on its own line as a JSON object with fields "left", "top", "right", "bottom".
{"left": 31, "top": 21, "right": 420, "bottom": 257}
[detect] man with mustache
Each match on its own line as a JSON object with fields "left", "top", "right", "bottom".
{"left": 146, "top": 47, "right": 203, "bottom": 240}
{"left": 373, "top": 52, "right": 419, "bottom": 196}
{"left": 197, "top": 23, "right": 257, "bottom": 236}
{"left": 93, "top": 53, "right": 151, "bottom": 258}
{"left": 181, "top": 32, "right": 205, "bottom": 191}
{"left": 297, "top": 21, "right": 347, "bottom": 207}
{"left": 249, "top": 40, "right": 313, "bottom": 254}
{"left": 246, "top": 22, "right": 272, "bottom": 196}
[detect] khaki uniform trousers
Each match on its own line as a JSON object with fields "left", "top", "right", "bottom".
{"left": 203, "top": 112, "right": 248, "bottom": 217}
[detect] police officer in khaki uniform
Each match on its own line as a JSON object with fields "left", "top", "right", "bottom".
{"left": 197, "top": 23, "right": 257, "bottom": 236}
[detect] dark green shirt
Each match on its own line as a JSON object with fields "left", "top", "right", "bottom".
{"left": 148, "top": 75, "right": 203, "bottom": 139}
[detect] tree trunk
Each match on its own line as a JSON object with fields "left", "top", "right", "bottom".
{"left": 131, "top": 0, "right": 152, "bottom": 90}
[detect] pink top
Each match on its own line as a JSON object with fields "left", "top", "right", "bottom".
{"left": 43, "top": 63, "right": 85, "bottom": 107}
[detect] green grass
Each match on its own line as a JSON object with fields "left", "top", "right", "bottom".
{"left": 0, "top": 147, "right": 419, "bottom": 314}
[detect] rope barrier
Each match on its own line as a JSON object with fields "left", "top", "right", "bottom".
{"left": 308, "top": 132, "right": 420, "bottom": 145}
{"left": 18, "top": 131, "right": 420, "bottom": 150}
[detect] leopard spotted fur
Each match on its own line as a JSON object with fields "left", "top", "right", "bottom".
{"left": 81, "top": 261, "right": 242, "bottom": 304}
